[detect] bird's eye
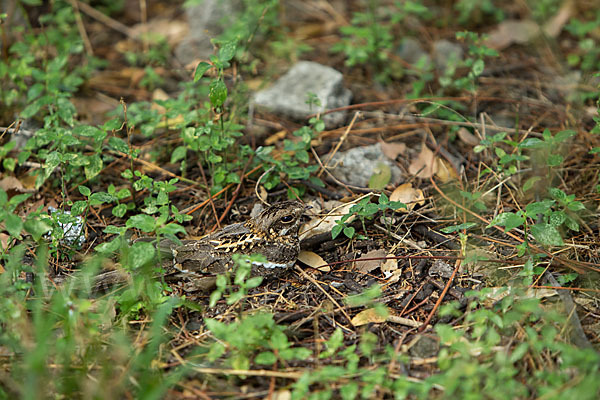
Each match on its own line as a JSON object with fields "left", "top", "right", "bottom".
{"left": 280, "top": 215, "right": 294, "bottom": 223}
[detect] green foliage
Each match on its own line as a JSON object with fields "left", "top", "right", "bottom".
{"left": 434, "top": 289, "right": 600, "bottom": 399}
{"left": 256, "top": 117, "right": 325, "bottom": 198}
{"left": 0, "top": 245, "right": 185, "bottom": 398}
{"left": 204, "top": 312, "right": 311, "bottom": 371}
{"left": 565, "top": 11, "right": 600, "bottom": 72}
{"left": 332, "top": 194, "right": 405, "bottom": 240}
{"left": 454, "top": 0, "right": 505, "bottom": 24}
{"left": 442, "top": 31, "right": 498, "bottom": 92}
{"left": 209, "top": 254, "right": 265, "bottom": 307}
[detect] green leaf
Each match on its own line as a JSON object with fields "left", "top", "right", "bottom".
{"left": 2, "top": 158, "right": 15, "bottom": 172}
{"left": 89, "top": 192, "right": 114, "bottom": 205}
{"left": 112, "top": 203, "right": 127, "bottom": 218}
{"left": 487, "top": 212, "right": 524, "bottom": 232}
{"left": 84, "top": 154, "right": 103, "bottom": 180}
{"left": 218, "top": 41, "right": 237, "bottom": 62}
{"left": 171, "top": 146, "right": 187, "bottom": 163}
{"left": 74, "top": 125, "right": 106, "bottom": 141}
{"left": 440, "top": 222, "right": 477, "bottom": 233}
{"left": 79, "top": 185, "right": 91, "bottom": 197}
{"left": 24, "top": 217, "right": 51, "bottom": 241}
{"left": 5, "top": 213, "right": 23, "bottom": 238}
{"left": 270, "top": 329, "right": 289, "bottom": 350}
{"left": 209, "top": 291, "right": 222, "bottom": 308}
{"left": 209, "top": 80, "right": 228, "bottom": 108}
{"left": 157, "top": 223, "right": 187, "bottom": 236}
{"left": 95, "top": 237, "right": 122, "bottom": 253}
{"left": 525, "top": 200, "right": 554, "bottom": 216}
{"left": 245, "top": 276, "right": 263, "bottom": 288}
{"left": 128, "top": 240, "right": 156, "bottom": 269}
{"left": 522, "top": 176, "right": 541, "bottom": 192}
{"left": 549, "top": 211, "right": 566, "bottom": 227}
{"left": 255, "top": 351, "right": 277, "bottom": 365}
{"left": 368, "top": 162, "right": 391, "bottom": 190}
{"left": 564, "top": 215, "right": 579, "bottom": 232}
{"left": 71, "top": 200, "right": 88, "bottom": 216}
{"left": 126, "top": 214, "right": 156, "bottom": 232}
{"left": 554, "top": 129, "right": 576, "bottom": 143}
{"left": 343, "top": 226, "right": 355, "bottom": 238}
{"left": 332, "top": 224, "right": 343, "bottom": 239}
{"left": 193, "top": 61, "right": 213, "bottom": 82}
{"left": 103, "top": 118, "right": 122, "bottom": 131}
{"left": 108, "top": 136, "right": 129, "bottom": 153}
{"left": 519, "top": 138, "right": 544, "bottom": 149}
{"left": 530, "top": 223, "right": 563, "bottom": 246}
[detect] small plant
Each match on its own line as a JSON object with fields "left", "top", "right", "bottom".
{"left": 209, "top": 253, "right": 266, "bottom": 308}
{"left": 203, "top": 312, "right": 311, "bottom": 372}
{"left": 454, "top": 0, "right": 505, "bottom": 25}
{"left": 565, "top": 11, "right": 600, "bottom": 73}
{"left": 332, "top": 194, "right": 405, "bottom": 240}
{"left": 331, "top": 0, "right": 395, "bottom": 81}
{"left": 440, "top": 31, "right": 498, "bottom": 93}
{"left": 256, "top": 117, "right": 325, "bottom": 199}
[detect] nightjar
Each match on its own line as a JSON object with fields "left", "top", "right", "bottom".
{"left": 159, "top": 200, "right": 306, "bottom": 291}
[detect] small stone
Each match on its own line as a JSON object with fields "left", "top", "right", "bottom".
{"left": 432, "top": 39, "right": 464, "bottom": 71}
{"left": 174, "top": 0, "right": 242, "bottom": 65}
{"left": 329, "top": 143, "right": 403, "bottom": 188}
{"left": 253, "top": 61, "right": 352, "bottom": 128}
{"left": 396, "top": 37, "right": 431, "bottom": 69}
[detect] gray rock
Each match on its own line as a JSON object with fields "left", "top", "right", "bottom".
{"left": 329, "top": 143, "right": 403, "bottom": 188}
{"left": 396, "top": 37, "right": 431, "bottom": 69}
{"left": 253, "top": 61, "right": 352, "bottom": 128}
{"left": 432, "top": 39, "right": 464, "bottom": 71}
{"left": 174, "top": 0, "right": 242, "bottom": 65}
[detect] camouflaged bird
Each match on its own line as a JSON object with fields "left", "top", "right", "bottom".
{"left": 159, "top": 200, "right": 306, "bottom": 291}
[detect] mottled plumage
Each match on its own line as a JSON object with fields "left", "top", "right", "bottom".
{"left": 160, "top": 200, "right": 306, "bottom": 291}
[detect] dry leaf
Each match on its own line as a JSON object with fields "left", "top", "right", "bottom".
{"left": 271, "top": 390, "right": 292, "bottom": 400}
{"left": 265, "top": 130, "right": 288, "bottom": 146}
{"left": 354, "top": 249, "right": 387, "bottom": 273}
{"left": 151, "top": 88, "right": 170, "bottom": 114}
{"left": 258, "top": 186, "right": 268, "bottom": 203}
{"left": 0, "top": 176, "right": 24, "bottom": 192}
{"left": 380, "top": 140, "right": 406, "bottom": 160}
{"left": 351, "top": 308, "right": 388, "bottom": 326}
{"left": 486, "top": 20, "right": 541, "bottom": 50}
{"left": 408, "top": 145, "right": 437, "bottom": 178}
{"left": 299, "top": 201, "right": 355, "bottom": 241}
{"left": 389, "top": 183, "right": 425, "bottom": 212}
{"left": 435, "top": 158, "right": 458, "bottom": 183}
{"left": 297, "top": 250, "right": 330, "bottom": 272}
{"left": 129, "top": 19, "right": 188, "bottom": 46}
{"left": 381, "top": 254, "right": 401, "bottom": 283}
{"left": 543, "top": 0, "right": 574, "bottom": 38}
{"left": 457, "top": 127, "right": 480, "bottom": 146}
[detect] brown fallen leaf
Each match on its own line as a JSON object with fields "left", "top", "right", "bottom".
{"left": 435, "top": 158, "right": 458, "bottom": 183}
{"left": 151, "top": 88, "right": 170, "bottom": 114}
{"left": 408, "top": 145, "right": 437, "bottom": 178}
{"left": 0, "top": 176, "right": 25, "bottom": 192}
{"left": 354, "top": 249, "right": 387, "bottom": 273}
{"left": 389, "top": 183, "right": 425, "bottom": 212}
{"left": 299, "top": 200, "right": 356, "bottom": 241}
{"left": 486, "top": 20, "right": 541, "bottom": 50}
{"left": 297, "top": 250, "right": 330, "bottom": 272}
{"left": 351, "top": 307, "right": 388, "bottom": 326}
{"left": 380, "top": 140, "right": 407, "bottom": 160}
{"left": 381, "top": 254, "right": 402, "bottom": 283}
{"left": 457, "top": 127, "right": 480, "bottom": 146}
{"left": 543, "top": 0, "right": 574, "bottom": 38}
